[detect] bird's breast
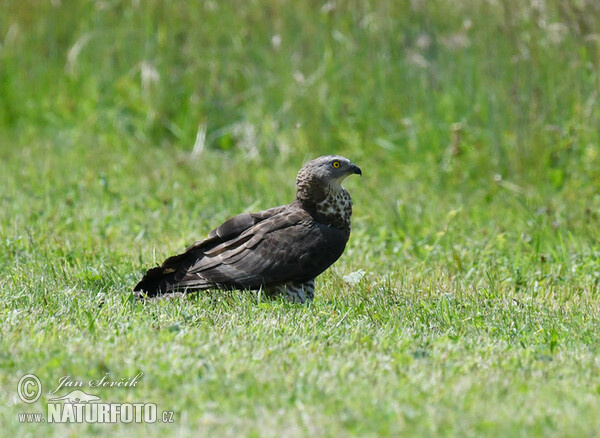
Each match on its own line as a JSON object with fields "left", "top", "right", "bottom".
{"left": 315, "top": 188, "right": 353, "bottom": 232}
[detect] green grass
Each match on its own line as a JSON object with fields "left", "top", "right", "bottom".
{"left": 2, "top": 0, "right": 600, "bottom": 436}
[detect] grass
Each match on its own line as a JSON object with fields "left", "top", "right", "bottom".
{"left": 2, "top": 0, "right": 600, "bottom": 436}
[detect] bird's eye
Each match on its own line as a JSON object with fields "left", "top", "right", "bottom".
{"left": 332, "top": 161, "right": 341, "bottom": 169}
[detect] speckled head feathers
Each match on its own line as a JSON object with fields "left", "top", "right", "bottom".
{"left": 295, "top": 155, "right": 361, "bottom": 206}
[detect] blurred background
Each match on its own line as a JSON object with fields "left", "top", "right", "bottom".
{"left": 2, "top": 1, "right": 599, "bottom": 168}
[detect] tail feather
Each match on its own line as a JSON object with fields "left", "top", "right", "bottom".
{"left": 133, "top": 251, "right": 213, "bottom": 298}
{"left": 134, "top": 250, "right": 193, "bottom": 297}
{"left": 133, "top": 266, "right": 178, "bottom": 297}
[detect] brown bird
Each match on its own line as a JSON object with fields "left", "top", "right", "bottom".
{"left": 134, "top": 155, "right": 361, "bottom": 303}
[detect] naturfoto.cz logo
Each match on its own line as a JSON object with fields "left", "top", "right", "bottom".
{"left": 17, "top": 373, "right": 175, "bottom": 424}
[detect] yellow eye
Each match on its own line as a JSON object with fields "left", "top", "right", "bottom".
{"left": 332, "top": 161, "right": 341, "bottom": 169}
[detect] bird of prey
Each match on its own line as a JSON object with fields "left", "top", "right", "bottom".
{"left": 134, "top": 155, "right": 361, "bottom": 303}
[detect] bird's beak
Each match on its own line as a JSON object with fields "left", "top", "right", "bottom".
{"left": 350, "top": 164, "right": 362, "bottom": 176}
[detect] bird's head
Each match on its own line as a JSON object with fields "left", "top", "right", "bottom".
{"left": 296, "top": 155, "right": 362, "bottom": 205}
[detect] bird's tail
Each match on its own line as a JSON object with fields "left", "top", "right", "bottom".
{"left": 134, "top": 249, "right": 216, "bottom": 298}
{"left": 133, "top": 265, "right": 178, "bottom": 298}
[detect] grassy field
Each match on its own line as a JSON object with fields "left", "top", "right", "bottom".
{"left": 2, "top": 0, "right": 600, "bottom": 436}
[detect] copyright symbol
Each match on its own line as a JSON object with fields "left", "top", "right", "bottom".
{"left": 18, "top": 374, "right": 42, "bottom": 403}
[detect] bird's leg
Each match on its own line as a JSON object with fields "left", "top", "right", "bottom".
{"left": 301, "top": 279, "right": 315, "bottom": 301}
{"left": 268, "top": 279, "right": 315, "bottom": 304}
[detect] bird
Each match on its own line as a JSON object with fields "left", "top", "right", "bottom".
{"left": 134, "top": 155, "right": 362, "bottom": 303}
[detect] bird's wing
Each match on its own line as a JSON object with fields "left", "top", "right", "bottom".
{"left": 134, "top": 205, "right": 288, "bottom": 294}
{"left": 184, "top": 205, "right": 289, "bottom": 251}
{"left": 167, "top": 205, "right": 349, "bottom": 291}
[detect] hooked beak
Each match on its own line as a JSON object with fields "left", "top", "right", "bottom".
{"left": 350, "top": 164, "right": 362, "bottom": 176}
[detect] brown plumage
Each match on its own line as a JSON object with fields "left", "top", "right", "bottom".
{"left": 134, "top": 155, "right": 361, "bottom": 303}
